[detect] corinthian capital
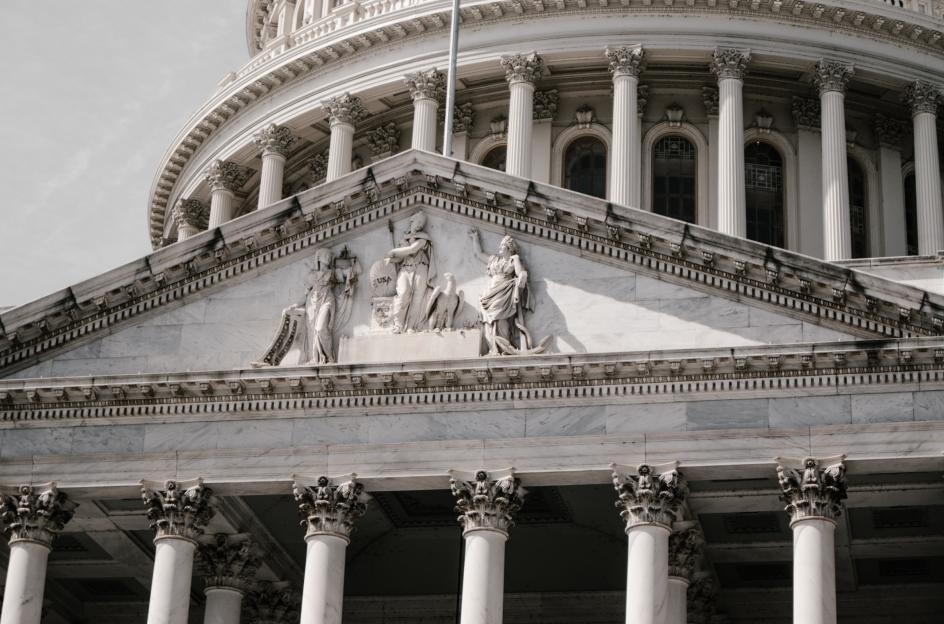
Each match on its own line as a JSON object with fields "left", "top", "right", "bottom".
{"left": 710, "top": 48, "right": 750, "bottom": 81}
{"left": 533, "top": 89, "right": 559, "bottom": 121}
{"left": 792, "top": 96, "right": 821, "bottom": 129}
{"left": 874, "top": 114, "right": 906, "bottom": 148}
{"left": 605, "top": 46, "right": 646, "bottom": 78}
{"left": 669, "top": 522, "right": 704, "bottom": 580}
{"left": 404, "top": 68, "right": 445, "bottom": 102}
{"left": 245, "top": 581, "right": 299, "bottom": 624}
{"left": 141, "top": 478, "right": 214, "bottom": 541}
{"left": 197, "top": 533, "right": 261, "bottom": 593}
{"left": 293, "top": 475, "right": 367, "bottom": 540}
{"left": 0, "top": 483, "right": 77, "bottom": 546}
{"left": 450, "top": 469, "right": 525, "bottom": 535}
{"left": 322, "top": 93, "right": 366, "bottom": 126}
{"left": 204, "top": 160, "right": 253, "bottom": 193}
{"left": 905, "top": 80, "right": 942, "bottom": 116}
{"left": 814, "top": 61, "right": 854, "bottom": 95}
{"left": 451, "top": 102, "right": 476, "bottom": 133}
{"left": 612, "top": 463, "right": 686, "bottom": 530}
{"left": 776, "top": 456, "right": 847, "bottom": 524}
{"left": 173, "top": 198, "right": 208, "bottom": 231}
{"left": 501, "top": 52, "right": 545, "bottom": 85}
{"left": 254, "top": 123, "right": 297, "bottom": 157}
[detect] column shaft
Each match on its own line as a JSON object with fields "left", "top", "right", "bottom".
{"left": 624, "top": 525, "right": 670, "bottom": 624}
{"left": 821, "top": 90, "right": 851, "bottom": 260}
{"left": 792, "top": 518, "right": 837, "bottom": 624}
{"left": 300, "top": 534, "right": 348, "bottom": 624}
{"left": 207, "top": 190, "right": 235, "bottom": 229}
{"left": 666, "top": 577, "right": 688, "bottom": 624}
{"left": 459, "top": 530, "right": 507, "bottom": 624}
{"left": 257, "top": 152, "right": 287, "bottom": 210}
{"left": 0, "top": 541, "right": 50, "bottom": 624}
{"left": 203, "top": 587, "right": 244, "bottom": 624}
{"left": 913, "top": 111, "right": 944, "bottom": 254}
{"left": 147, "top": 538, "right": 197, "bottom": 624}
{"left": 506, "top": 80, "right": 534, "bottom": 178}
{"left": 717, "top": 77, "right": 746, "bottom": 236}
{"left": 611, "top": 73, "right": 639, "bottom": 207}
{"left": 412, "top": 97, "right": 439, "bottom": 152}
{"left": 327, "top": 121, "right": 354, "bottom": 181}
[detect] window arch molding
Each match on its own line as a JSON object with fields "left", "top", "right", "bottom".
{"left": 743, "top": 128, "right": 799, "bottom": 251}
{"left": 469, "top": 135, "right": 508, "bottom": 166}
{"left": 846, "top": 145, "right": 882, "bottom": 257}
{"left": 642, "top": 122, "right": 709, "bottom": 226}
{"left": 551, "top": 124, "right": 612, "bottom": 194}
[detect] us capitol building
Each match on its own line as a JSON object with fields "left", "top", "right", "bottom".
{"left": 3, "top": 1, "right": 944, "bottom": 623}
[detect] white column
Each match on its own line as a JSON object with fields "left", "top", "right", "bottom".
{"left": 254, "top": 123, "right": 296, "bottom": 210}
{"left": 906, "top": 80, "right": 944, "bottom": 255}
{"left": 613, "top": 463, "right": 686, "bottom": 624}
{"left": 142, "top": 479, "right": 214, "bottom": 624}
{"left": 405, "top": 69, "right": 444, "bottom": 153}
{"left": 204, "top": 588, "right": 243, "bottom": 624}
{"left": 173, "top": 198, "right": 208, "bottom": 242}
{"left": 451, "top": 469, "right": 526, "bottom": 624}
{"left": 606, "top": 46, "right": 645, "bottom": 208}
{"left": 777, "top": 456, "right": 847, "bottom": 624}
{"left": 451, "top": 103, "right": 475, "bottom": 161}
{"left": 710, "top": 48, "right": 750, "bottom": 238}
{"left": 294, "top": 475, "right": 367, "bottom": 624}
{"left": 322, "top": 93, "right": 365, "bottom": 181}
{"left": 815, "top": 61, "right": 855, "bottom": 261}
{"left": 0, "top": 484, "right": 76, "bottom": 624}
{"left": 531, "top": 90, "right": 557, "bottom": 184}
{"left": 667, "top": 522, "right": 703, "bottom": 624}
{"left": 198, "top": 533, "right": 259, "bottom": 624}
{"left": 665, "top": 577, "right": 688, "bottom": 624}
{"left": 205, "top": 160, "right": 251, "bottom": 229}
{"left": 875, "top": 114, "right": 907, "bottom": 256}
{"left": 501, "top": 53, "right": 545, "bottom": 179}
{"left": 703, "top": 87, "right": 720, "bottom": 229}
{"left": 793, "top": 96, "right": 825, "bottom": 257}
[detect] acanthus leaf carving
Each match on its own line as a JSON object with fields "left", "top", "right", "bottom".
{"left": 905, "top": 80, "right": 942, "bottom": 116}
{"left": 873, "top": 113, "right": 906, "bottom": 148}
{"left": 404, "top": 68, "right": 445, "bottom": 102}
{"left": 792, "top": 96, "right": 821, "bottom": 129}
{"left": 293, "top": 474, "right": 367, "bottom": 539}
{"left": 244, "top": 581, "right": 300, "bottom": 624}
{"left": 450, "top": 102, "right": 476, "bottom": 133}
{"left": 814, "top": 60, "right": 854, "bottom": 94}
{"left": 710, "top": 48, "right": 751, "bottom": 81}
{"left": 702, "top": 87, "right": 719, "bottom": 117}
{"left": 322, "top": 93, "right": 367, "bottom": 126}
{"left": 605, "top": 45, "right": 646, "bottom": 78}
{"left": 612, "top": 463, "right": 687, "bottom": 529}
{"left": 0, "top": 482, "right": 76, "bottom": 546}
{"left": 254, "top": 123, "right": 296, "bottom": 157}
{"left": 500, "top": 52, "right": 545, "bottom": 84}
{"left": 173, "top": 198, "right": 209, "bottom": 231}
{"left": 197, "top": 533, "right": 261, "bottom": 592}
{"left": 668, "top": 522, "right": 704, "bottom": 580}
{"left": 776, "top": 456, "right": 847, "bottom": 523}
{"left": 307, "top": 150, "right": 329, "bottom": 184}
{"left": 450, "top": 469, "right": 525, "bottom": 534}
{"left": 366, "top": 122, "right": 401, "bottom": 158}
{"left": 533, "top": 89, "right": 559, "bottom": 121}
{"left": 141, "top": 478, "right": 214, "bottom": 541}
{"left": 204, "top": 159, "right": 253, "bottom": 193}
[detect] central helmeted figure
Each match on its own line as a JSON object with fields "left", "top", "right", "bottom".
{"left": 384, "top": 212, "right": 437, "bottom": 333}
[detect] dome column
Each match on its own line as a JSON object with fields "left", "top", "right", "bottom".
{"left": 323, "top": 94, "right": 366, "bottom": 181}
{"left": 254, "top": 124, "right": 297, "bottom": 210}
{"left": 450, "top": 469, "right": 526, "bottom": 624}
{"left": 294, "top": 475, "right": 368, "bottom": 624}
{"left": 612, "top": 463, "right": 687, "bottom": 624}
{"left": 777, "top": 457, "right": 847, "bottom": 624}
{"left": 710, "top": 48, "right": 750, "bottom": 238}
{"left": 205, "top": 161, "right": 252, "bottom": 229}
{"left": 666, "top": 523, "right": 703, "bottom": 624}
{"left": 0, "top": 483, "right": 77, "bottom": 624}
{"left": 815, "top": 61, "right": 855, "bottom": 260}
{"left": 501, "top": 53, "right": 545, "bottom": 178}
{"left": 906, "top": 80, "right": 944, "bottom": 255}
{"left": 197, "top": 533, "right": 261, "bottom": 624}
{"left": 172, "top": 199, "right": 208, "bottom": 241}
{"left": 141, "top": 479, "right": 214, "bottom": 624}
{"left": 405, "top": 69, "right": 445, "bottom": 153}
{"left": 606, "top": 46, "right": 645, "bottom": 209}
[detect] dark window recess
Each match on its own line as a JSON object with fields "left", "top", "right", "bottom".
{"left": 904, "top": 173, "right": 918, "bottom": 256}
{"left": 849, "top": 157, "right": 869, "bottom": 258}
{"left": 878, "top": 559, "right": 930, "bottom": 578}
{"left": 873, "top": 507, "right": 928, "bottom": 530}
{"left": 563, "top": 136, "right": 607, "bottom": 199}
{"left": 652, "top": 135, "right": 697, "bottom": 223}
{"left": 744, "top": 142, "right": 785, "bottom": 248}
{"left": 481, "top": 145, "right": 507, "bottom": 172}
{"left": 723, "top": 512, "right": 781, "bottom": 535}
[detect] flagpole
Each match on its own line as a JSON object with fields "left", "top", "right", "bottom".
{"left": 442, "top": 0, "right": 460, "bottom": 157}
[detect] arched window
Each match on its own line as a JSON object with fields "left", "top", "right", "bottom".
{"left": 563, "top": 136, "right": 607, "bottom": 199}
{"left": 652, "top": 135, "right": 696, "bottom": 223}
{"left": 848, "top": 157, "right": 869, "bottom": 258}
{"left": 481, "top": 145, "right": 507, "bottom": 172}
{"left": 744, "top": 142, "right": 785, "bottom": 248}
{"left": 904, "top": 172, "right": 918, "bottom": 255}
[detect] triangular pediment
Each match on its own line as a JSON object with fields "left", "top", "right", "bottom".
{"left": 2, "top": 149, "right": 942, "bottom": 379}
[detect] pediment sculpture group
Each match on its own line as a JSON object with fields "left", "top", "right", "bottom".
{"left": 254, "top": 211, "right": 551, "bottom": 367}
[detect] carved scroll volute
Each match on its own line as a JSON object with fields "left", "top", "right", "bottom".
{"left": 0, "top": 482, "right": 77, "bottom": 547}
{"left": 612, "top": 462, "right": 687, "bottom": 530}
{"left": 293, "top": 474, "right": 368, "bottom": 541}
{"left": 449, "top": 468, "right": 526, "bottom": 535}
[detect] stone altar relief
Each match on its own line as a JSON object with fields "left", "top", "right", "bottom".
{"left": 5, "top": 208, "right": 859, "bottom": 379}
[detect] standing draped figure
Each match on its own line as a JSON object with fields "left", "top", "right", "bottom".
{"left": 384, "top": 212, "right": 436, "bottom": 333}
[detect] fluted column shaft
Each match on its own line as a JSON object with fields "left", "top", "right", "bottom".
{"left": 711, "top": 49, "right": 750, "bottom": 237}
{"left": 327, "top": 120, "right": 354, "bottom": 181}
{"left": 908, "top": 81, "right": 944, "bottom": 254}
{"left": 607, "top": 47, "right": 644, "bottom": 209}
{"left": 1, "top": 541, "right": 51, "bottom": 624}
{"left": 258, "top": 152, "right": 287, "bottom": 209}
{"left": 412, "top": 97, "right": 439, "bottom": 152}
{"left": 203, "top": 587, "right": 244, "bottom": 624}
{"left": 501, "top": 53, "right": 544, "bottom": 179}
{"left": 208, "top": 189, "right": 235, "bottom": 229}
{"left": 205, "top": 160, "right": 251, "bottom": 229}
{"left": 149, "top": 537, "right": 198, "bottom": 624}
{"left": 816, "top": 62, "right": 854, "bottom": 261}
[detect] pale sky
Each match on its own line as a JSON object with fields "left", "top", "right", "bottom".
{"left": 0, "top": 1, "right": 247, "bottom": 307}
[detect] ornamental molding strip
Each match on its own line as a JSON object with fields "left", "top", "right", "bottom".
{"left": 776, "top": 455, "right": 848, "bottom": 524}
{"left": 612, "top": 462, "right": 687, "bottom": 529}
{"left": 0, "top": 482, "right": 76, "bottom": 546}
{"left": 293, "top": 474, "right": 368, "bottom": 540}
{"left": 141, "top": 477, "right": 215, "bottom": 542}
{"left": 151, "top": 0, "right": 944, "bottom": 245}
{"left": 7, "top": 150, "right": 944, "bottom": 379}
{"left": 450, "top": 468, "right": 526, "bottom": 535}
{"left": 197, "top": 532, "right": 262, "bottom": 593}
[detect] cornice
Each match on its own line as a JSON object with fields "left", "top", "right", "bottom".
{"left": 151, "top": 0, "right": 944, "bottom": 246}
{"left": 10, "top": 150, "right": 944, "bottom": 379}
